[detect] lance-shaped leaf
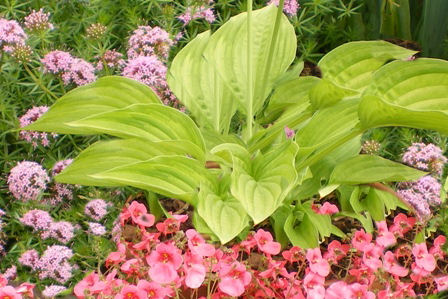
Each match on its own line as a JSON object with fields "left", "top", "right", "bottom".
{"left": 359, "top": 58, "right": 448, "bottom": 134}
{"left": 318, "top": 41, "right": 416, "bottom": 91}
{"left": 92, "top": 156, "right": 213, "bottom": 204}
{"left": 168, "top": 31, "right": 236, "bottom": 134}
{"left": 329, "top": 155, "right": 426, "bottom": 185}
{"left": 203, "top": 5, "right": 296, "bottom": 116}
{"left": 230, "top": 141, "right": 299, "bottom": 224}
{"left": 56, "top": 139, "right": 205, "bottom": 186}
{"left": 25, "top": 76, "right": 161, "bottom": 134}
{"left": 197, "top": 180, "right": 249, "bottom": 244}
{"left": 66, "top": 103, "right": 205, "bottom": 151}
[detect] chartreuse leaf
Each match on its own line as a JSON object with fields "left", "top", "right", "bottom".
{"left": 25, "top": 76, "right": 161, "bottom": 134}
{"left": 363, "top": 187, "right": 386, "bottom": 221}
{"left": 92, "top": 156, "right": 213, "bottom": 204}
{"left": 359, "top": 58, "right": 448, "bottom": 134}
{"left": 309, "top": 79, "right": 358, "bottom": 111}
{"left": 329, "top": 155, "right": 426, "bottom": 185}
{"left": 203, "top": 5, "right": 296, "bottom": 116}
{"left": 284, "top": 212, "right": 319, "bottom": 248}
{"left": 167, "top": 31, "right": 236, "bottom": 133}
{"left": 318, "top": 41, "right": 416, "bottom": 91}
{"left": 67, "top": 103, "right": 205, "bottom": 151}
{"left": 197, "top": 179, "right": 250, "bottom": 244}
{"left": 230, "top": 141, "right": 299, "bottom": 224}
{"left": 55, "top": 139, "right": 205, "bottom": 186}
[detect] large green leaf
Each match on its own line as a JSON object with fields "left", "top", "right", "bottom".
{"left": 203, "top": 5, "right": 296, "bottom": 116}
{"left": 66, "top": 103, "right": 205, "bottom": 151}
{"left": 230, "top": 141, "right": 299, "bottom": 224}
{"left": 318, "top": 41, "right": 416, "bottom": 91}
{"left": 92, "top": 156, "right": 212, "bottom": 203}
{"left": 329, "top": 154, "right": 426, "bottom": 185}
{"left": 167, "top": 31, "right": 236, "bottom": 133}
{"left": 25, "top": 76, "right": 161, "bottom": 134}
{"left": 197, "top": 181, "right": 249, "bottom": 244}
{"left": 359, "top": 58, "right": 448, "bottom": 134}
{"left": 56, "top": 139, "right": 205, "bottom": 186}
{"left": 284, "top": 212, "right": 319, "bottom": 248}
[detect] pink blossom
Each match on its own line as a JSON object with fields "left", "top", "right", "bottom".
{"left": 284, "top": 126, "right": 295, "bottom": 139}
{"left": 42, "top": 285, "right": 66, "bottom": 298}
{"left": 325, "top": 281, "right": 352, "bottom": 299}
{"left": 348, "top": 283, "right": 375, "bottom": 299}
{"left": 324, "top": 240, "right": 350, "bottom": 263}
{"left": 185, "top": 263, "right": 206, "bottom": 289}
{"left": 8, "top": 161, "right": 49, "bottom": 201}
{"left": 147, "top": 243, "right": 183, "bottom": 284}
{"left": 362, "top": 243, "right": 383, "bottom": 271}
{"left": 156, "top": 214, "right": 188, "bottom": 235}
{"left": 61, "top": 58, "right": 96, "bottom": 86}
{"left": 0, "top": 286, "right": 21, "bottom": 299}
{"left": 303, "top": 272, "right": 326, "bottom": 299}
{"left": 435, "top": 276, "right": 448, "bottom": 292}
{"left": 218, "top": 261, "right": 251, "bottom": 297}
{"left": 19, "top": 106, "right": 56, "bottom": 148}
{"left": 178, "top": 5, "right": 216, "bottom": 26}
{"left": 389, "top": 213, "right": 415, "bottom": 237}
{"left": 115, "top": 285, "right": 147, "bottom": 299}
{"left": 282, "top": 246, "right": 304, "bottom": 263}
{"left": 24, "top": 9, "right": 54, "bottom": 32}
{"left": 352, "top": 229, "right": 372, "bottom": 251}
{"left": 41, "top": 51, "right": 73, "bottom": 74}
{"left": 412, "top": 243, "right": 436, "bottom": 272}
{"left": 316, "top": 202, "right": 339, "bottom": 215}
{"left": 383, "top": 251, "right": 408, "bottom": 277}
{"left": 0, "top": 19, "right": 27, "bottom": 50}
{"left": 375, "top": 221, "right": 396, "bottom": 248}
{"left": 267, "top": 0, "right": 300, "bottom": 16}
{"left": 186, "top": 229, "right": 215, "bottom": 257}
{"left": 126, "top": 201, "right": 155, "bottom": 227}
{"left": 85, "top": 199, "right": 109, "bottom": 221}
{"left": 74, "top": 272, "right": 105, "bottom": 298}
{"left": 430, "top": 235, "right": 446, "bottom": 259}
{"left": 254, "top": 229, "right": 281, "bottom": 255}
{"left": 127, "top": 25, "right": 173, "bottom": 60}
{"left": 136, "top": 280, "right": 169, "bottom": 299}
{"left": 306, "top": 248, "right": 330, "bottom": 277}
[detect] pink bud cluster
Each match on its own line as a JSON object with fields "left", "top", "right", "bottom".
{"left": 8, "top": 161, "right": 50, "bottom": 201}
{"left": 47, "top": 159, "right": 74, "bottom": 205}
{"left": 402, "top": 142, "right": 447, "bottom": 176}
{"left": 267, "top": 0, "right": 300, "bottom": 16}
{"left": 95, "top": 49, "right": 125, "bottom": 71}
{"left": 18, "top": 106, "right": 56, "bottom": 148}
{"left": 0, "top": 18, "right": 27, "bottom": 51}
{"left": 73, "top": 202, "right": 448, "bottom": 298}
{"left": 24, "top": 9, "right": 54, "bottom": 32}
{"left": 41, "top": 50, "right": 96, "bottom": 86}
{"left": 84, "top": 199, "right": 109, "bottom": 221}
{"left": 178, "top": 1, "right": 216, "bottom": 26}
{"left": 127, "top": 25, "right": 173, "bottom": 60}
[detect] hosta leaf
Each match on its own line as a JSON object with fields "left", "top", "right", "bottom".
{"left": 318, "top": 41, "right": 416, "bottom": 91}
{"left": 359, "top": 58, "right": 448, "bottom": 134}
{"left": 309, "top": 79, "right": 358, "bottom": 111}
{"left": 92, "top": 156, "right": 212, "bottom": 204}
{"left": 56, "top": 139, "right": 205, "bottom": 186}
{"left": 231, "top": 141, "right": 299, "bottom": 224}
{"left": 168, "top": 31, "right": 236, "bottom": 133}
{"left": 203, "top": 5, "right": 296, "bottom": 116}
{"left": 25, "top": 76, "right": 161, "bottom": 134}
{"left": 197, "top": 182, "right": 249, "bottom": 244}
{"left": 67, "top": 103, "right": 205, "bottom": 151}
{"left": 329, "top": 155, "right": 426, "bottom": 185}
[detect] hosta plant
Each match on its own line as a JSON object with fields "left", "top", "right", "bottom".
{"left": 25, "top": 2, "right": 448, "bottom": 247}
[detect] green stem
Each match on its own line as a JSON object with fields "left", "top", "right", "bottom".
{"left": 24, "top": 64, "right": 58, "bottom": 100}
{"left": 297, "top": 127, "right": 363, "bottom": 169}
{"left": 246, "top": 0, "right": 254, "bottom": 140}
{"left": 58, "top": 77, "right": 66, "bottom": 95}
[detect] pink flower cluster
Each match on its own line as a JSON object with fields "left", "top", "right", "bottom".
{"left": 178, "top": 1, "right": 216, "bottom": 26}
{"left": 267, "top": 0, "right": 300, "bottom": 16}
{"left": 0, "top": 18, "right": 27, "bottom": 52}
{"left": 127, "top": 25, "right": 173, "bottom": 60}
{"left": 95, "top": 49, "right": 125, "bottom": 71}
{"left": 41, "top": 50, "right": 96, "bottom": 86}
{"left": 84, "top": 199, "right": 109, "bottom": 221}
{"left": 74, "top": 203, "right": 448, "bottom": 298}
{"left": 402, "top": 142, "right": 447, "bottom": 176}
{"left": 18, "top": 106, "right": 56, "bottom": 148}
{"left": 19, "top": 245, "right": 75, "bottom": 284}
{"left": 24, "top": 9, "right": 54, "bottom": 32}
{"left": 8, "top": 161, "right": 50, "bottom": 201}
{"left": 47, "top": 159, "right": 74, "bottom": 205}
{"left": 20, "top": 209, "right": 75, "bottom": 244}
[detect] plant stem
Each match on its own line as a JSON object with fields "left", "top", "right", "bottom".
{"left": 24, "top": 64, "right": 58, "bottom": 100}
{"left": 246, "top": 0, "right": 254, "bottom": 140}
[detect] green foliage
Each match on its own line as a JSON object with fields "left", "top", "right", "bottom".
{"left": 27, "top": 3, "right": 448, "bottom": 248}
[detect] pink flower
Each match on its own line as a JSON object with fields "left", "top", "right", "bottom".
{"left": 127, "top": 201, "right": 155, "bottom": 227}
{"left": 362, "top": 243, "right": 382, "bottom": 271}
{"left": 186, "top": 229, "right": 215, "bottom": 257}
{"left": 115, "top": 285, "right": 147, "bottom": 299}
{"left": 430, "top": 235, "right": 446, "bottom": 259}
{"left": 282, "top": 246, "right": 304, "bottom": 263}
{"left": 284, "top": 126, "right": 295, "bottom": 139}
{"left": 316, "top": 202, "right": 339, "bottom": 215}
{"left": 156, "top": 214, "right": 188, "bottom": 235}
{"left": 375, "top": 221, "right": 396, "bottom": 248}
{"left": 324, "top": 240, "right": 350, "bottom": 263}
{"left": 185, "top": 263, "right": 206, "bottom": 289}
{"left": 383, "top": 251, "right": 408, "bottom": 277}
{"left": 435, "top": 276, "right": 448, "bottom": 292}
{"left": 352, "top": 229, "right": 372, "bottom": 251}
{"left": 121, "top": 258, "right": 141, "bottom": 275}
{"left": 390, "top": 213, "right": 415, "bottom": 237}
{"left": 218, "top": 261, "right": 251, "bottom": 297}
{"left": 74, "top": 272, "right": 105, "bottom": 298}
{"left": 325, "top": 281, "right": 352, "bottom": 299}
{"left": 254, "top": 229, "right": 281, "bottom": 255}
{"left": 147, "top": 243, "right": 183, "bottom": 284}
{"left": 0, "top": 286, "right": 21, "bottom": 299}
{"left": 136, "top": 280, "right": 170, "bottom": 299}
{"left": 303, "top": 272, "right": 325, "bottom": 299}
{"left": 412, "top": 243, "right": 436, "bottom": 272}
{"left": 306, "top": 248, "right": 330, "bottom": 277}
{"left": 348, "top": 283, "right": 375, "bottom": 299}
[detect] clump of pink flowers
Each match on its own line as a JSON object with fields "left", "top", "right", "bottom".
{"left": 402, "top": 142, "right": 447, "bottom": 176}
{"left": 24, "top": 9, "right": 54, "bottom": 32}
{"left": 267, "top": 0, "right": 300, "bottom": 16}
{"left": 8, "top": 161, "right": 50, "bottom": 201}
{"left": 18, "top": 106, "right": 56, "bottom": 147}
{"left": 127, "top": 25, "right": 173, "bottom": 60}
{"left": 178, "top": 1, "right": 216, "bottom": 26}
{"left": 47, "top": 159, "right": 75, "bottom": 205}
{"left": 95, "top": 49, "right": 125, "bottom": 71}
{"left": 73, "top": 202, "right": 448, "bottom": 298}
{"left": 0, "top": 18, "right": 27, "bottom": 52}
{"left": 84, "top": 199, "right": 109, "bottom": 221}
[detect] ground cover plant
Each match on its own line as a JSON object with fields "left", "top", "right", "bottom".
{"left": 1, "top": 0, "right": 448, "bottom": 298}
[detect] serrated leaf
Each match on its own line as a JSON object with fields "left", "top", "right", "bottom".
{"left": 318, "top": 41, "right": 416, "bottom": 91}
{"left": 330, "top": 155, "right": 426, "bottom": 185}
{"left": 230, "top": 141, "right": 299, "bottom": 224}
{"left": 25, "top": 76, "right": 161, "bottom": 134}
{"left": 56, "top": 139, "right": 204, "bottom": 186}
{"left": 168, "top": 31, "right": 237, "bottom": 133}
{"left": 68, "top": 103, "right": 205, "bottom": 151}
{"left": 203, "top": 5, "right": 296, "bottom": 116}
